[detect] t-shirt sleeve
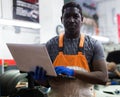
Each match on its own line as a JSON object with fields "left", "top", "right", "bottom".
{"left": 93, "top": 41, "right": 105, "bottom": 61}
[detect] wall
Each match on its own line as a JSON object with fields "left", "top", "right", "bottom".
{"left": 0, "top": 0, "right": 64, "bottom": 73}
{"left": 0, "top": 0, "right": 12, "bottom": 19}
{"left": 0, "top": 0, "right": 64, "bottom": 58}
{"left": 39, "top": 0, "right": 64, "bottom": 43}
{"left": 0, "top": 0, "right": 41, "bottom": 59}
{"left": 97, "top": 0, "right": 120, "bottom": 43}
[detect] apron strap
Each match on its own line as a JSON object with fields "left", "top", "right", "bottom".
{"left": 58, "top": 33, "right": 85, "bottom": 52}
{"left": 59, "top": 33, "right": 64, "bottom": 51}
{"left": 78, "top": 34, "right": 85, "bottom": 53}
{"left": 79, "top": 34, "right": 85, "bottom": 48}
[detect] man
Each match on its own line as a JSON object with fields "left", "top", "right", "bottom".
{"left": 31, "top": 1, "right": 108, "bottom": 97}
{"left": 107, "top": 62, "right": 120, "bottom": 78}
{"left": 106, "top": 62, "right": 120, "bottom": 85}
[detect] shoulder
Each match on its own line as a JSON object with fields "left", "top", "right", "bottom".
{"left": 46, "top": 36, "right": 59, "bottom": 62}
{"left": 84, "top": 34, "right": 104, "bottom": 51}
{"left": 84, "top": 34, "right": 105, "bottom": 60}
{"left": 46, "top": 36, "right": 59, "bottom": 52}
{"left": 84, "top": 35, "right": 98, "bottom": 49}
{"left": 46, "top": 36, "right": 59, "bottom": 46}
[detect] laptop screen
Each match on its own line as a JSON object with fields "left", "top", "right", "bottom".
{"left": 7, "top": 43, "right": 57, "bottom": 76}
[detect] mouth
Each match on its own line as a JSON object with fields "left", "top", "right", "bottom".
{"left": 67, "top": 23, "right": 76, "bottom": 29}
{"left": 69, "top": 25, "right": 76, "bottom": 31}
{"left": 65, "top": 22, "right": 77, "bottom": 31}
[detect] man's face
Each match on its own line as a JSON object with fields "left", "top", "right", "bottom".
{"left": 61, "top": 7, "right": 82, "bottom": 35}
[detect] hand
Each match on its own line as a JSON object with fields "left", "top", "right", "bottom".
{"left": 28, "top": 66, "right": 48, "bottom": 85}
{"left": 55, "top": 66, "right": 74, "bottom": 76}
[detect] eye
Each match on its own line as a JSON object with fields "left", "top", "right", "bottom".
{"left": 73, "top": 14, "right": 80, "bottom": 19}
{"left": 64, "top": 14, "right": 70, "bottom": 18}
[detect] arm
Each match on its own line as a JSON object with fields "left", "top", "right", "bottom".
{"left": 75, "top": 41, "right": 108, "bottom": 85}
{"left": 74, "top": 59, "right": 108, "bottom": 85}
{"left": 114, "top": 69, "right": 120, "bottom": 77}
{"left": 107, "top": 62, "right": 120, "bottom": 77}
{"left": 28, "top": 66, "right": 50, "bottom": 88}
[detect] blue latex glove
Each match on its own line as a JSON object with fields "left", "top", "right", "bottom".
{"left": 29, "top": 66, "right": 47, "bottom": 84}
{"left": 111, "top": 80, "right": 119, "bottom": 85}
{"left": 55, "top": 66, "right": 74, "bottom": 76}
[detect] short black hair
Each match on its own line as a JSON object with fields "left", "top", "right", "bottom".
{"left": 62, "top": 1, "right": 82, "bottom": 17}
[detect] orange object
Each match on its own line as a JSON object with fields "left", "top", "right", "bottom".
{"left": 53, "top": 33, "right": 90, "bottom": 72}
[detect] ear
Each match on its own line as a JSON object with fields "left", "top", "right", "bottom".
{"left": 81, "top": 16, "right": 83, "bottom": 22}
{"left": 81, "top": 16, "right": 84, "bottom": 24}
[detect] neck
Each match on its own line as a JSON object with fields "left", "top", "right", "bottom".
{"left": 65, "top": 31, "right": 80, "bottom": 39}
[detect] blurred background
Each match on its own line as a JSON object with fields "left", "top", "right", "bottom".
{"left": 0, "top": 0, "right": 120, "bottom": 76}
{"left": 0, "top": 0, "right": 120, "bottom": 74}
{"left": 0, "top": 0, "right": 120, "bottom": 97}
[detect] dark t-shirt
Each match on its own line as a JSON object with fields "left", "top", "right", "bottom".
{"left": 46, "top": 34, "right": 105, "bottom": 71}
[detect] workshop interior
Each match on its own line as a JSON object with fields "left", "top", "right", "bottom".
{"left": 0, "top": 0, "right": 120, "bottom": 97}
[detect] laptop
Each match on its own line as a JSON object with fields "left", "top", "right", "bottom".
{"left": 7, "top": 43, "right": 57, "bottom": 77}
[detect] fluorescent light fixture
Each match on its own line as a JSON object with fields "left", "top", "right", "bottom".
{"left": 92, "top": 35, "right": 110, "bottom": 43}
{"left": 0, "top": 19, "right": 41, "bottom": 29}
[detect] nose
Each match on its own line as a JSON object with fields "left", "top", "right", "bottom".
{"left": 70, "top": 17, "right": 74, "bottom": 22}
